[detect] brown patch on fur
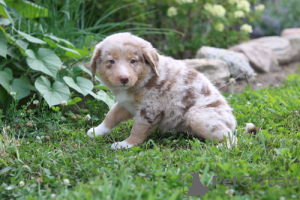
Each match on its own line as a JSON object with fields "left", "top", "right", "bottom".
{"left": 225, "top": 121, "right": 233, "bottom": 130}
{"left": 201, "top": 84, "right": 211, "bottom": 96}
{"left": 109, "top": 51, "right": 120, "bottom": 60}
{"left": 162, "top": 69, "right": 180, "bottom": 93}
{"left": 184, "top": 70, "right": 198, "bottom": 85}
{"left": 206, "top": 100, "right": 224, "bottom": 108}
{"left": 210, "top": 125, "right": 221, "bottom": 133}
{"left": 163, "top": 78, "right": 176, "bottom": 93}
{"left": 145, "top": 68, "right": 172, "bottom": 90}
{"left": 126, "top": 51, "right": 138, "bottom": 61}
{"left": 145, "top": 75, "right": 159, "bottom": 89}
{"left": 182, "top": 88, "right": 196, "bottom": 114}
{"left": 98, "top": 65, "right": 114, "bottom": 88}
{"left": 129, "top": 89, "right": 143, "bottom": 106}
{"left": 156, "top": 79, "right": 168, "bottom": 89}
{"left": 140, "top": 108, "right": 153, "bottom": 124}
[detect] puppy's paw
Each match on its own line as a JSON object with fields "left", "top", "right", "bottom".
{"left": 87, "top": 123, "right": 110, "bottom": 138}
{"left": 111, "top": 141, "right": 134, "bottom": 150}
{"left": 87, "top": 128, "right": 96, "bottom": 138}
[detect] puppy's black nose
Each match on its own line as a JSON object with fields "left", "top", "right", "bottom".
{"left": 119, "top": 76, "right": 129, "bottom": 84}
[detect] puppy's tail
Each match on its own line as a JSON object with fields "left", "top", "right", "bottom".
{"left": 243, "top": 123, "right": 259, "bottom": 134}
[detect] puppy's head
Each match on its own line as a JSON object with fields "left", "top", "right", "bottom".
{"left": 91, "top": 33, "right": 159, "bottom": 89}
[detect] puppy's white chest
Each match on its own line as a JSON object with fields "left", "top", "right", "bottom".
{"left": 114, "top": 90, "right": 135, "bottom": 114}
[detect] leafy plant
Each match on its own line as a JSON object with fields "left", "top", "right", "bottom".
{"left": 0, "top": 0, "right": 116, "bottom": 111}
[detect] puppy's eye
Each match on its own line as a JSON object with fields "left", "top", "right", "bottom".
{"left": 109, "top": 59, "right": 115, "bottom": 64}
{"left": 130, "top": 59, "right": 136, "bottom": 64}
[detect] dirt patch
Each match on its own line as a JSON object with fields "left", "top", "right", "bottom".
{"left": 220, "top": 62, "right": 300, "bottom": 93}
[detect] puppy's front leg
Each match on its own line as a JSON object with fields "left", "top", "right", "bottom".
{"left": 87, "top": 103, "right": 133, "bottom": 138}
{"left": 111, "top": 121, "right": 156, "bottom": 149}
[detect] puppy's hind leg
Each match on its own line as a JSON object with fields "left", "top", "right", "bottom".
{"left": 87, "top": 103, "right": 133, "bottom": 138}
{"left": 187, "top": 110, "right": 237, "bottom": 148}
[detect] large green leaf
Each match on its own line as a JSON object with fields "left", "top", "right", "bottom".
{"left": 0, "top": 0, "right": 11, "bottom": 19}
{"left": 0, "top": 29, "right": 7, "bottom": 58}
{"left": 89, "top": 90, "right": 115, "bottom": 109}
{"left": 15, "top": 39, "right": 29, "bottom": 52}
{"left": 0, "top": 0, "right": 7, "bottom": 6}
{"left": 35, "top": 76, "right": 70, "bottom": 107}
{"left": 17, "top": 30, "right": 46, "bottom": 44}
{"left": 65, "top": 47, "right": 90, "bottom": 57}
{"left": 45, "top": 34, "right": 75, "bottom": 48}
{"left": 11, "top": 76, "right": 34, "bottom": 99}
{"left": 26, "top": 48, "right": 62, "bottom": 78}
{"left": 0, "top": 18, "right": 11, "bottom": 26}
{"left": 0, "top": 68, "right": 32, "bottom": 100}
{"left": 63, "top": 76, "right": 93, "bottom": 96}
{"left": 0, "top": 68, "right": 11, "bottom": 91}
{"left": 43, "top": 38, "right": 81, "bottom": 57}
{"left": 6, "top": 0, "right": 48, "bottom": 18}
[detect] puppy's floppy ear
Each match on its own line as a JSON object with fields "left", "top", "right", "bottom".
{"left": 91, "top": 47, "right": 101, "bottom": 78}
{"left": 143, "top": 47, "right": 160, "bottom": 76}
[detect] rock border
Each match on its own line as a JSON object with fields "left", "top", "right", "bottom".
{"left": 185, "top": 28, "right": 300, "bottom": 91}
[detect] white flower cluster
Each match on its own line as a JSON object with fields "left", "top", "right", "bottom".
{"left": 255, "top": 4, "right": 265, "bottom": 12}
{"left": 234, "top": 10, "right": 244, "bottom": 18}
{"left": 237, "top": 0, "right": 250, "bottom": 13}
{"left": 61, "top": 101, "right": 68, "bottom": 106}
{"left": 176, "top": 0, "right": 194, "bottom": 4}
{"left": 214, "top": 23, "right": 225, "bottom": 32}
{"left": 204, "top": 3, "right": 226, "bottom": 18}
{"left": 228, "top": 0, "right": 239, "bottom": 4}
{"left": 63, "top": 179, "right": 70, "bottom": 185}
{"left": 33, "top": 100, "right": 39, "bottom": 105}
{"left": 84, "top": 114, "right": 91, "bottom": 121}
{"left": 240, "top": 24, "right": 253, "bottom": 33}
{"left": 167, "top": 7, "right": 178, "bottom": 17}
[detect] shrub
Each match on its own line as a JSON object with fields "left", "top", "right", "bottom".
{"left": 0, "top": 0, "right": 125, "bottom": 111}
{"left": 95, "top": 0, "right": 264, "bottom": 58}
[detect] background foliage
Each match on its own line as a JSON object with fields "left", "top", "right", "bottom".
{"left": 251, "top": 0, "right": 300, "bottom": 37}
{"left": 0, "top": 0, "right": 265, "bottom": 110}
{"left": 89, "top": 0, "right": 263, "bottom": 58}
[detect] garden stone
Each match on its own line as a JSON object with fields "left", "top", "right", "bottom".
{"left": 250, "top": 36, "right": 293, "bottom": 64}
{"left": 183, "top": 59, "right": 230, "bottom": 84}
{"left": 281, "top": 28, "right": 300, "bottom": 37}
{"left": 196, "top": 46, "right": 255, "bottom": 78}
{"left": 230, "top": 43, "right": 279, "bottom": 73}
{"left": 281, "top": 34, "right": 300, "bottom": 62}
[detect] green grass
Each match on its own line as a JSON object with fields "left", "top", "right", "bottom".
{"left": 1, "top": 73, "right": 300, "bottom": 200}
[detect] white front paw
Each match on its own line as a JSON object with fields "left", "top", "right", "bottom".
{"left": 111, "top": 141, "right": 134, "bottom": 149}
{"left": 87, "top": 128, "right": 97, "bottom": 138}
{"left": 87, "top": 123, "right": 110, "bottom": 138}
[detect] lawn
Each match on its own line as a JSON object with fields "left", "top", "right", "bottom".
{"left": 1, "top": 73, "right": 300, "bottom": 200}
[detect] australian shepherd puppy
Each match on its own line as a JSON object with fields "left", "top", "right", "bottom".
{"left": 87, "top": 33, "right": 237, "bottom": 149}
